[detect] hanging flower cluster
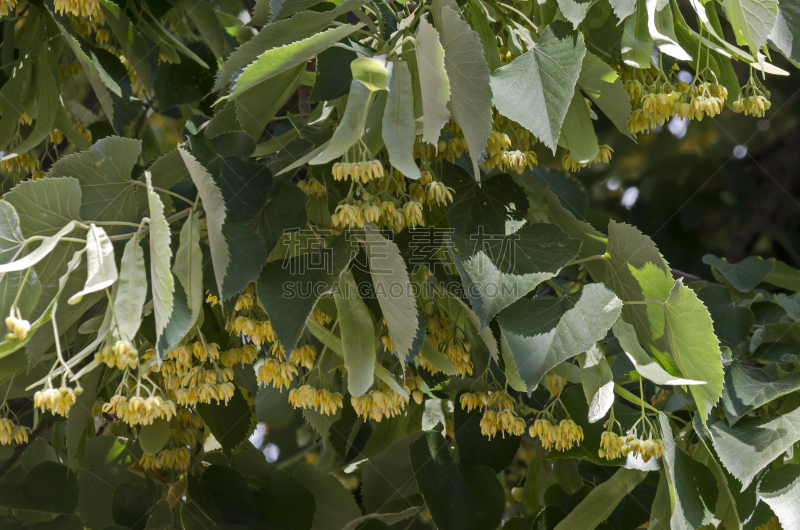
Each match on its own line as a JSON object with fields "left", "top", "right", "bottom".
{"left": 33, "top": 386, "right": 77, "bottom": 417}
{"left": 624, "top": 65, "right": 729, "bottom": 135}
{"left": 288, "top": 385, "right": 344, "bottom": 416}
{"left": 529, "top": 418, "right": 584, "bottom": 451}
{"left": 460, "top": 390, "right": 526, "bottom": 438}
{"left": 0, "top": 417, "right": 30, "bottom": 445}
{"left": 419, "top": 317, "right": 473, "bottom": 377}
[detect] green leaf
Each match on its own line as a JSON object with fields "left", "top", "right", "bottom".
{"left": 498, "top": 283, "right": 623, "bottom": 392}
{"left": 145, "top": 172, "right": 174, "bottom": 351}
{"left": 702, "top": 254, "right": 775, "bottom": 292}
{"left": 696, "top": 284, "right": 755, "bottom": 350}
{"left": 442, "top": 163, "right": 526, "bottom": 234}
{"left": 0, "top": 44, "right": 58, "bottom": 160}
{"left": 454, "top": 393, "right": 520, "bottom": 472}
{"left": 362, "top": 433, "right": 424, "bottom": 514}
{"left": 609, "top": 0, "right": 636, "bottom": 20}
{"left": 658, "top": 280, "right": 724, "bottom": 424}
{"left": 180, "top": 0, "right": 227, "bottom": 58}
{"left": 466, "top": 0, "right": 501, "bottom": 72}
{"left": 612, "top": 319, "right": 705, "bottom": 386}
{"left": 645, "top": 0, "right": 691, "bottom": 60}
{"left": 491, "top": 21, "right": 586, "bottom": 152}
{"left": 49, "top": 13, "right": 139, "bottom": 131}
{"left": 0, "top": 461, "right": 79, "bottom": 514}
{"left": 553, "top": 468, "right": 647, "bottom": 530}
{"left": 769, "top": 4, "right": 800, "bottom": 66}
{"left": 724, "top": 0, "right": 778, "bottom": 56}
{"left": 451, "top": 222, "right": 581, "bottom": 329}
{"left": 721, "top": 360, "right": 800, "bottom": 425}
{"left": 111, "top": 482, "right": 158, "bottom": 530}
{"left": 603, "top": 221, "right": 674, "bottom": 366}
{"left": 257, "top": 234, "right": 354, "bottom": 350}
{"left": 4, "top": 177, "right": 82, "bottom": 238}
{"left": 180, "top": 148, "right": 267, "bottom": 300}
{"left": 114, "top": 236, "right": 147, "bottom": 341}
{"left": 352, "top": 57, "right": 389, "bottom": 92}
{"left": 258, "top": 183, "right": 309, "bottom": 257}
{"left": 409, "top": 431, "right": 505, "bottom": 530}
{"left": 78, "top": 436, "right": 146, "bottom": 530}
{"left": 622, "top": 0, "right": 654, "bottom": 68}
{"left": 335, "top": 271, "right": 376, "bottom": 396}
{"left": 415, "top": 16, "right": 451, "bottom": 144}
{"left": 145, "top": 500, "right": 174, "bottom": 530}
{"left": 254, "top": 470, "right": 316, "bottom": 530}
{"left": 577, "top": 343, "right": 614, "bottom": 423}
{"left": 310, "top": 80, "right": 373, "bottom": 166}
{"left": 382, "top": 60, "right": 420, "bottom": 179}
{"left": 658, "top": 413, "right": 719, "bottom": 529}
{"left": 757, "top": 464, "right": 800, "bottom": 530}
{"left": 196, "top": 386, "right": 255, "bottom": 458}
{"left": 68, "top": 224, "right": 117, "bottom": 305}
{"left": 219, "top": 0, "right": 365, "bottom": 87}
{"left": 764, "top": 259, "right": 800, "bottom": 292}
{"left": 309, "top": 46, "right": 357, "bottom": 102}
{"left": 138, "top": 418, "right": 170, "bottom": 456}
{"left": 229, "top": 24, "right": 362, "bottom": 100}
{"left": 437, "top": 5, "right": 493, "bottom": 178}
{"left": 648, "top": 472, "right": 671, "bottom": 530}
{"left": 65, "top": 363, "right": 103, "bottom": 463}
{"left": 293, "top": 462, "right": 362, "bottom": 530}
{"left": 709, "top": 405, "right": 800, "bottom": 489}
{"left": 188, "top": 465, "right": 256, "bottom": 527}
{"left": 558, "top": 88, "right": 599, "bottom": 163}
{"left": 173, "top": 212, "right": 203, "bottom": 329}
{"left": 578, "top": 51, "right": 633, "bottom": 139}
{"left": 358, "top": 225, "right": 419, "bottom": 363}
{"left": 0, "top": 221, "right": 78, "bottom": 274}
{"left": 235, "top": 63, "right": 305, "bottom": 140}
{"left": 100, "top": 0, "right": 159, "bottom": 88}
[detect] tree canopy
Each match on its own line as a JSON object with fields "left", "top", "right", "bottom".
{"left": 0, "top": 0, "right": 800, "bottom": 529}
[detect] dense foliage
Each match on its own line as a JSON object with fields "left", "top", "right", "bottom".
{"left": 0, "top": 0, "right": 799, "bottom": 529}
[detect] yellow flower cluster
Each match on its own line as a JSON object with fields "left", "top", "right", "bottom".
{"left": 50, "top": 129, "right": 64, "bottom": 145}
{"left": 257, "top": 358, "right": 298, "bottom": 391}
{"left": 733, "top": 95, "right": 771, "bottom": 117}
{"left": 0, "top": 0, "right": 17, "bottom": 17}
{"left": 755, "top": 517, "right": 781, "bottom": 530}
{"left": 479, "top": 409, "right": 526, "bottom": 438}
{"left": 288, "top": 385, "right": 344, "bottom": 415}
{"left": 297, "top": 178, "right": 326, "bottom": 193}
{"left": 175, "top": 381, "right": 235, "bottom": 407}
{"left": 5, "top": 313, "right": 31, "bottom": 341}
{"left": 562, "top": 145, "right": 613, "bottom": 173}
{"left": 219, "top": 345, "right": 259, "bottom": 367}
{"left": 103, "top": 395, "right": 176, "bottom": 426}
{"left": 95, "top": 28, "right": 110, "bottom": 43}
{"left": 529, "top": 418, "right": 584, "bottom": 451}
{"left": 599, "top": 431, "right": 625, "bottom": 459}
{"left": 312, "top": 308, "right": 332, "bottom": 325}
{"left": 54, "top": 0, "right": 102, "bottom": 19}
{"left": 18, "top": 111, "right": 32, "bottom": 126}
{"left": 1, "top": 152, "right": 39, "bottom": 174}
{"left": 228, "top": 316, "right": 276, "bottom": 346}
{"left": 459, "top": 391, "right": 515, "bottom": 413}
{"left": 0, "top": 418, "right": 30, "bottom": 445}
{"left": 206, "top": 292, "right": 220, "bottom": 306}
{"left": 289, "top": 344, "right": 317, "bottom": 370}
{"left": 234, "top": 288, "right": 255, "bottom": 311}
{"left": 60, "top": 62, "right": 82, "bottom": 79}
{"left": 626, "top": 75, "right": 728, "bottom": 135}
{"left": 95, "top": 340, "right": 138, "bottom": 369}
{"left": 33, "top": 387, "right": 77, "bottom": 417}
{"left": 139, "top": 446, "right": 192, "bottom": 471}
{"left": 332, "top": 160, "right": 384, "bottom": 183}
{"left": 545, "top": 372, "right": 566, "bottom": 397}
{"left": 425, "top": 181, "right": 455, "bottom": 206}
{"left": 420, "top": 317, "right": 473, "bottom": 377}
{"left": 351, "top": 384, "right": 409, "bottom": 421}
